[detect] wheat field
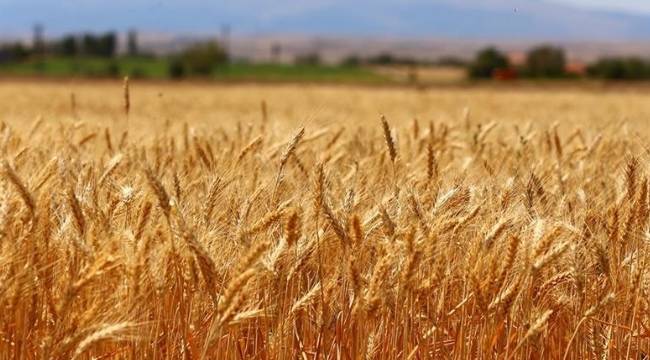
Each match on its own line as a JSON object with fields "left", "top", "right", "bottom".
{"left": 0, "top": 80, "right": 648, "bottom": 359}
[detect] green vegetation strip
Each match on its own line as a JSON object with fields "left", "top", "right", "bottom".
{"left": 0, "top": 57, "right": 389, "bottom": 84}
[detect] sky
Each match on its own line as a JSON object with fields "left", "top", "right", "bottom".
{"left": 3, "top": 0, "right": 650, "bottom": 39}
{"left": 557, "top": 0, "right": 650, "bottom": 13}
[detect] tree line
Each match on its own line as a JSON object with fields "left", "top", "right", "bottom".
{"left": 0, "top": 31, "right": 230, "bottom": 78}
{"left": 4, "top": 33, "right": 650, "bottom": 81}
{"left": 0, "top": 32, "right": 119, "bottom": 61}
{"left": 468, "top": 45, "right": 650, "bottom": 80}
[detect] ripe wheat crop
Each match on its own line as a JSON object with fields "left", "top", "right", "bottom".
{"left": 0, "top": 80, "right": 648, "bottom": 358}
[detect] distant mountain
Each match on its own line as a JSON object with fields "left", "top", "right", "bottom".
{"left": 3, "top": 0, "right": 650, "bottom": 40}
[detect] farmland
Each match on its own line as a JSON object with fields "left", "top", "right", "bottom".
{"left": 0, "top": 79, "right": 648, "bottom": 358}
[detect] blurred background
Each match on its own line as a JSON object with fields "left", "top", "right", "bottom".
{"left": 3, "top": 0, "right": 650, "bottom": 85}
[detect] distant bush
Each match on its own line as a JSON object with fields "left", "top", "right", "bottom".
{"left": 168, "top": 59, "right": 186, "bottom": 79}
{"left": 106, "top": 61, "right": 120, "bottom": 77}
{"left": 524, "top": 45, "right": 566, "bottom": 78}
{"left": 587, "top": 57, "right": 650, "bottom": 80}
{"left": 32, "top": 61, "right": 46, "bottom": 73}
{"left": 341, "top": 55, "right": 361, "bottom": 67}
{"left": 128, "top": 67, "right": 146, "bottom": 79}
{"left": 367, "top": 52, "right": 397, "bottom": 65}
{"left": 366, "top": 52, "right": 418, "bottom": 66}
{"left": 181, "top": 41, "right": 228, "bottom": 75}
{"left": 435, "top": 56, "right": 467, "bottom": 67}
{"left": 295, "top": 53, "right": 321, "bottom": 66}
{"left": 0, "top": 43, "right": 31, "bottom": 63}
{"left": 468, "top": 47, "right": 509, "bottom": 79}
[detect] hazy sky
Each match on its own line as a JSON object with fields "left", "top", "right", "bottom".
{"left": 558, "top": 0, "right": 650, "bottom": 13}
{"left": 2, "top": 0, "right": 650, "bottom": 38}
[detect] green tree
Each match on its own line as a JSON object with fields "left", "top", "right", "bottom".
{"left": 82, "top": 34, "right": 99, "bottom": 56}
{"left": 59, "top": 35, "right": 78, "bottom": 56}
{"left": 81, "top": 32, "right": 116, "bottom": 58}
{"left": 468, "top": 47, "right": 509, "bottom": 79}
{"left": 525, "top": 45, "right": 566, "bottom": 78}
{"left": 97, "top": 32, "right": 117, "bottom": 58}
{"left": 587, "top": 57, "right": 650, "bottom": 80}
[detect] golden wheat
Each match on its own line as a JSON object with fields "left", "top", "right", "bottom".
{"left": 0, "top": 80, "right": 647, "bottom": 358}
